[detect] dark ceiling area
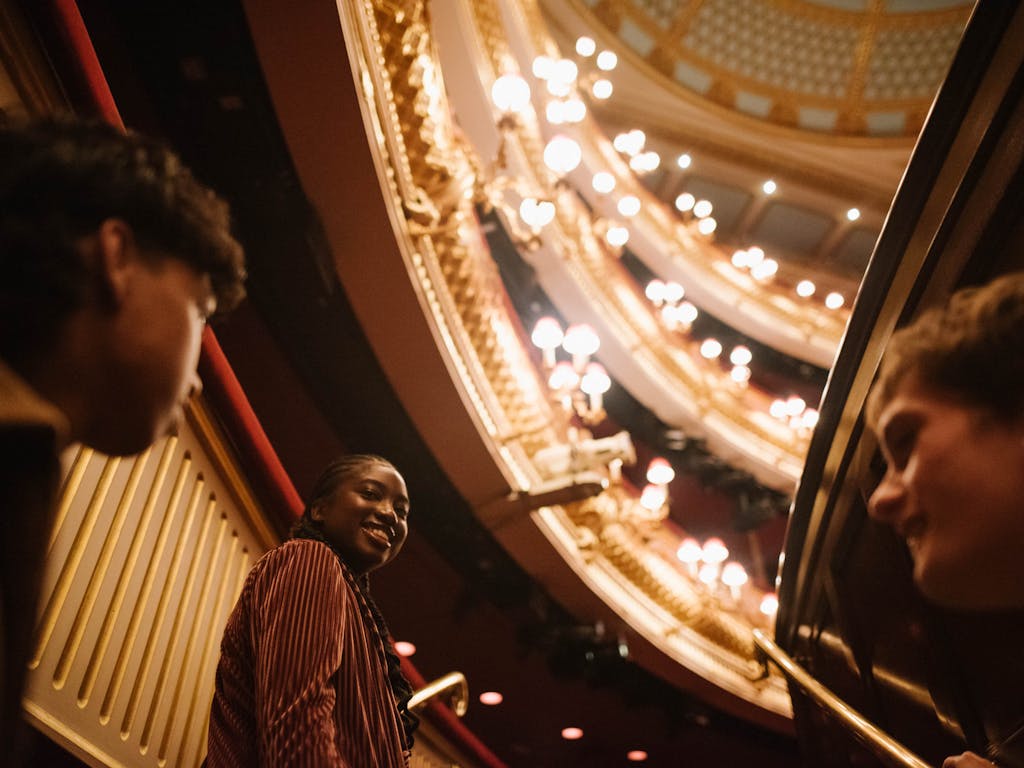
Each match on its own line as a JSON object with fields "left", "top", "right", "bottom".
{"left": 64, "top": 0, "right": 803, "bottom": 765}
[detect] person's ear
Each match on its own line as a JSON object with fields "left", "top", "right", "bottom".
{"left": 94, "top": 218, "right": 138, "bottom": 308}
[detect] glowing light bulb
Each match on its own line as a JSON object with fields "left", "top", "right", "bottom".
{"left": 697, "top": 217, "right": 717, "bottom": 235}
{"left": 532, "top": 56, "right": 554, "bottom": 80}
{"left": 639, "top": 483, "right": 667, "bottom": 511}
{"left": 543, "top": 135, "right": 582, "bottom": 175}
{"left": 730, "top": 365, "right": 751, "bottom": 384}
{"left": 701, "top": 537, "right": 729, "bottom": 564}
{"left": 548, "top": 361, "right": 579, "bottom": 391}
{"left": 731, "top": 249, "right": 749, "bottom": 269}
{"left": 693, "top": 199, "right": 713, "bottom": 219}
{"left": 846, "top": 207, "right": 861, "bottom": 221}
{"left": 677, "top": 301, "right": 698, "bottom": 325}
{"left": 646, "top": 457, "right": 675, "bottom": 485}
{"left": 605, "top": 225, "right": 629, "bottom": 247}
{"left": 762, "top": 179, "right": 777, "bottom": 195}
{"left": 562, "top": 727, "right": 584, "bottom": 740}
{"left": 617, "top": 195, "right": 641, "bottom": 217}
{"left": 645, "top": 279, "right": 666, "bottom": 305}
{"left": 675, "top": 192, "right": 695, "bottom": 213}
{"left": 676, "top": 153, "right": 692, "bottom": 169}
{"left": 480, "top": 691, "right": 504, "bottom": 705}
{"left": 394, "top": 641, "right": 416, "bottom": 657}
{"left": 596, "top": 50, "right": 618, "bottom": 70}
{"left": 531, "top": 317, "right": 564, "bottom": 367}
{"left": 729, "top": 346, "right": 752, "bottom": 366}
{"left": 663, "top": 281, "right": 684, "bottom": 304}
{"left": 700, "top": 338, "right": 722, "bottom": 359}
{"left": 825, "top": 292, "right": 845, "bottom": 309}
{"left": 796, "top": 280, "right": 816, "bottom": 297}
{"left": 746, "top": 246, "right": 765, "bottom": 267}
{"left": 592, "top": 78, "right": 613, "bottom": 99}
{"left": 575, "top": 36, "right": 596, "bottom": 57}
{"left": 491, "top": 73, "right": 531, "bottom": 113}
{"left": 760, "top": 593, "right": 779, "bottom": 616}
{"left": 751, "top": 258, "right": 778, "bottom": 281}
{"left": 592, "top": 171, "right": 616, "bottom": 194}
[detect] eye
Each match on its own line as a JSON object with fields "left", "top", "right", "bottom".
{"left": 882, "top": 417, "right": 919, "bottom": 470}
{"left": 395, "top": 504, "right": 410, "bottom": 520}
{"left": 359, "top": 486, "right": 382, "bottom": 500}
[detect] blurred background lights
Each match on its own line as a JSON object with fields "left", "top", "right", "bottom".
{"left": 825, "top": 292, "right": 845, "bottom": 309}
{"left": 553, "top": 58, "right": 578, "bottom": 83}
{"left": 697, "top": 217, "right": 717, "bottom": 235}
{"left": 532, "top": 55, "right": 554, "bottom": 80}
{"left": 699, "top": 338, "right": 722, "bottom": 359}
{"left": 645, "top": 279, "right": 666, "bottom": 304}
{"left": 663, "top": 281, "right": 684, "bottom": 304}
{"left": 393, "top": 641, "right": 416, "bottom": 657}
{"left": 592, "top": 172, "right": 615, "bottom": 193}
{"left": 674, "top": 192, "right": 695, "bottom": 213}
{"left": 606, "top": 225, "right": 630, "bottom": 247}
{"left": 846, "top": 207, "right": 861, "bottom": 221}
{"left": 592, "top": 78, "right": 613, "bottom": 99}
{"left": 692, "top": 199, "right": 713, "bottom": 219}
{"left": 543, "top": 135, "right": 582, "bottom": 175}
{"left": 646, "top": 457, "right": 675, "bottom": 485}
{"left": 760, "top": 593, "right": 779, "bottom": 616}
{"left": 617, "top": 195, "right": 641, "bottom": 217}
{"left": 751, "top": 258, "right": 778, "bottom": 281}
{"left": 575, "top": 36, "right": 596, "bottom": 56}
{"left": 561, "top": 727, "right": 584, "bottom": 740}
{"left": 627, "top": 750, "right": 649, "bottom": 762}
{"left": 796, "top": 279, "right": 816, "bottom": 297}
{"left": 762, "top": 179, "right": 777, "bottom": 195}
{"left": 479, "top": 691, "right": 504, "bottom": 706}
{"left": 676, "top": 153, "right": 692, "bottom": 169}
{"left": 596, "top": 50, "right": 618, "bottom": 70}
{"left": 639, "top": 483, "right": 667, "bottom": 511}
{"left": 490, "top": 74, "right": 530, "bottom": 114}
{"left": 729, "top": 346, "right": 752, "bottom": 366}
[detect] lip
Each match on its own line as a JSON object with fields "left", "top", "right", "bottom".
{"left": 361, "top": 521, "right": 394, "bottom": 549}
{"left": 897, "top": 516, "right": 927, "bottom": 554}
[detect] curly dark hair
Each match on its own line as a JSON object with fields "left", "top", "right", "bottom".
{"left": 867, "top": 272, "right": 1024, "bottom": 428}
{"left": 292, "top": 454, "right": 420, "bottom": 749}
{"left": 0, "top": 117, "right": 245, "bottom": 364}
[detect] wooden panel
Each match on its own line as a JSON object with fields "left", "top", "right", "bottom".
{"left": 23, "top": 403, "right": 278, "bottom": 768}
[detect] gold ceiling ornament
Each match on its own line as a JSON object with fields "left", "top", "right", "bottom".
{"left": 561, "top": 0, "right": 970, "bottom": 137}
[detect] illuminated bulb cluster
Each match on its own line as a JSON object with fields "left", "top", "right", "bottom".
{"left": 491, "top": 73, "right": 531, "bottom": 115}
{"left": 639, "top": 456, "right": 675, "bottom": 514}
{"left": 645, "top": 279, "right": 698, "bottom": 331}
{"left": 769, "top": 395, "right": 819, "bottom": 435}
{"left": 673, "top": 192, "right": 717, "bottom": 236}
{"left": 731, "top": 246, "right": 778, "bottom": 282}
{"left": 531, "top": 318, "right": 610, "bottom": 422}
{"left": 677, "top": 537, "right": 750, "bottom": 602}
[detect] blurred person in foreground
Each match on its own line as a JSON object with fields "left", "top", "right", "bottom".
{"left": 867, "top": 273, "right": 1024, "bottom": 768}
{"left": 0, "top": 118, "right": 245, "bottom": 759}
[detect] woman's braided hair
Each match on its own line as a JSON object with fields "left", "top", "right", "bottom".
{"left": 291, "top": 454, "right": 420, "bottom": 749}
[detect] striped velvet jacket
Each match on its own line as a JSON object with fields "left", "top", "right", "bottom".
{"left": 206, "top": 538, "right": 408, "bottom": 767}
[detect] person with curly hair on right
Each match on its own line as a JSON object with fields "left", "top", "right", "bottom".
{"left": 867, "top": 273, "right": 1024, "bottom": 768}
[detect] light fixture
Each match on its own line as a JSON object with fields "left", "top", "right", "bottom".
{"left": 596, "top": 50, "right": 618, "bottom": 70}
{"left": 617, "top": 195, "right": 641, "bottom": 217}
{"left": 846, "top": 207, "right": 861, "bottom": 221}
{"left": 646, "top": 457, "right": 675, "bottom": 485}
{"left": 562, "top": 97, "right": 586, "bottom": 123}
{"left": 575, "top": 36, "right": 596, "bottom": 57}
{"left": 676, "top": 153, "right": 692, "bottom": 169}
{"left": 825, "top": 291, "right": 845, "bottom": 309}
{"left": 627, "top": 750, "right": 648, "bottom": 762}
{"left": 394, "top": 641, "right": 417, "bottom": 657}
{"left": 580, "top": 361, "right": 611, "bottom": 415}
{"left": 730, "top": 365, "right": 752, "bottom": 384}
{"left": 532, "top": 56, "right": 555, "bottom": 80}
{"left": 692, "top": 199, "right": 713, "bottom": 219}
{"left": 750, "top": 258, "right": 778, "bottom": 281}
{"left": 674, "top": 192, "right": 695, "bottom": 213}
{"left": 639, "top": 483, "right": 667, "bottom": 512}
{"left": 676, "top": 537, "right": 702, "bottom": 576}
{"left": 548, "top": 361, "right": 579, "bottom": 392}
{"left": 605, "top": 225, "right": 629, "bottom": 247}
{"left": 760, "top": 593, "right": 779, "bottom": 616}
{"left": 699, "top": 339, "right": 722, "bottom": 359}
{"left": 721, "top": 562, "right": 748, "bottom": 600}
{"left": 562, "top": 323, "right": 600, "bottom": 371}
{"left": 663, "top": 281, "right": 684, "bottom": 304}
{"left": 729, "top": 346, "right": 752, "bottom": 366}
{"left": 731, "top": 249, "right": 749, "bottom": 268}
{"left": 592, "top": 171, "right": 616, "bottom": 194}
{"left": 697, "top": 217, "right": 717, "bottom": 235}
{"left": 480, "top": 691, "right": 504, "bottom": 705}
{"left": 745, "top": 246, "right": 764, "bottom": 267}
{"left": 762, "top": 179, "right": 777, "bottom": 195}
{"left": 543, "top": 135, "right": 582, "bottom": 175}
{"left": 796, "top": 279, "right": 816, "bottom": 297}
{"left": 519, "top": 197, "right": 555, "bottom": 229}
{"left": 562, "top": 727, "right": 584, "bottom": 740}
{"left": 592, "top": 79, "right": 613, "bottom": 99}
{"left": 531, "top": 317, "right": 564, "bottom": 366}
{"left": 553, "top": 58, "right": 578, "bottom": 84}
{"left": 491, "top": 73, "right": 531, "bottom": 114}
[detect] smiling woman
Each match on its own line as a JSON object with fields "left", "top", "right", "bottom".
{"left": 206, "top": 454, "right": 419, "bottom": 767}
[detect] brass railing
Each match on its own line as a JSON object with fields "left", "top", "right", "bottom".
{"left": 408, "top": 671, "right": 470, "bottom": 717}
{"left": 753, "top": 630, "right": 931, "bottom": 768}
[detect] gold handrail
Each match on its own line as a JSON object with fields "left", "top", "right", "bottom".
{"left": 407, "top": 671, "right": 469, "bottom": 717}
{"left": 752, "top": 630, "right": 932, "bottom": 768}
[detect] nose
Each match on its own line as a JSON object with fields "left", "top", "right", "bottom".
{"left": 376, "top": 502, "right": 399, "bottom": 524}
{"left": 868, "top": 472, "right": 905, "bottom": 524}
